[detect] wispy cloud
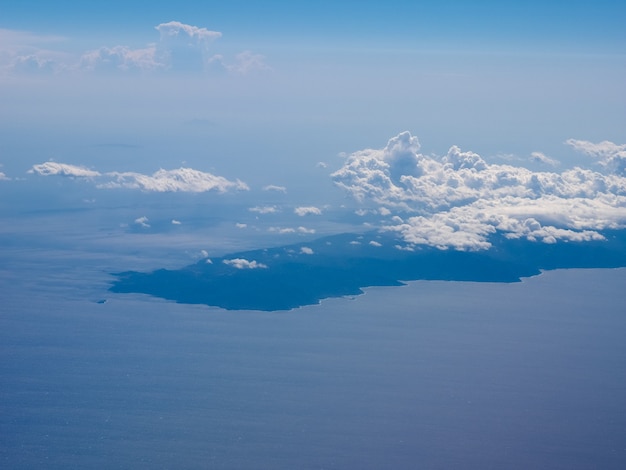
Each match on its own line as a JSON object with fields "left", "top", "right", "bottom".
{"left": 333, "top": 131, "right": 626, "bottom": 250}
{"left": 224, "top": 51, "right": 271, "bottom": 75}
{"left": 530, "top": 151, "right": 559, "bottom": 167}
{"left": 0, "top": 28, "right": 70, "bottom": 74}
{"left": 263, "top": 184, "right": 287, "bottom": 193}
{"left": 565, "top": 139, "right": 626, "bottom": 175}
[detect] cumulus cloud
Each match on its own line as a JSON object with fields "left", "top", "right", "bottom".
{"left": 29, "top": 162, "right": 248, "bottom": 193}
{"left": 223, "top": 258, "right": 268, "bottom": 269}
{"left": 294, "top": 206, "right": 322, "bottom": 216}
{"left": 300, "top": 246, "right": 314, "bottom": 255}
{"left": 171, "top": 219, "right": 182, "bottom": 225}
{"left": 78, "top": 22, "right": 222, "bottom": 73}
{"left": 101, "top": 167, "right": 248, "bottom": 193}
{"left": 134, "top": 216, "right": 150, "bottom": 228}
{"left": 269, "top": 227, "right": 295, "bottom": 234}
{"left": 153, "top": 21, "right": 223, "bottom": 72}
{"left": 0, "top": 172, "right": 10, "bottom": 181}
{"left": 29, "top": 161, "right": 101, "bottom": 177}
{"left": 155, "top": 21, "right": 222, "bottom": 42}
{"left": 332, "top": 132, "right": 626, "bottom": 251}
{"left": 250, "top": 205, "right": 279, "bottom": 214}
{"left": 369, "top": 240, "right": 382, "bottom": 247}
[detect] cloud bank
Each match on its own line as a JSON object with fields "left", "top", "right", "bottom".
{"left": 332, "top": 132, "right": 626, "bottom": 251}
{"left": 29, "top": 162, "right": 248, "bottom": 193}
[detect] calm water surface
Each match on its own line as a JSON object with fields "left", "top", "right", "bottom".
{"left": 2, "top": 268, "right": 625, "bottom": 469}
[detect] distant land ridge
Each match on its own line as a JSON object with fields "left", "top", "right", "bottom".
{"left": 110, "top": 230, "right": 626, "bottom": 311}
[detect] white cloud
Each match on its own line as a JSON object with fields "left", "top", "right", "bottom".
{"left": 171, "top": 219, "right": 182, "bottom": 225}
{"left": 223, "top": 258, "right": 267, "bottom": 269}
{"left": 134, "top": 216, "right": 150, "bottom": 228}
{"left": 0, "top": 172, "right": 10, "bottom": 181}
{"left": 101, "top": 167, "right": 248, "bottom": 193}
{"left": 29, "top": 162, "right": 248, "bottom": 193}
{"left": 369, "top": 240, "right": 382, "bottom": 247}
{"left": 268, "top": 226, "right": 316, "bottom": 234}
{"left": 333, "top": 132, "right": 626, "bottom": 251}
{"left": 300, "top": 246, "right": 314, "bottom": 255}
{"left": 263, "top": 184, "right": 287, "bottom": 193}
{"left": 155, "top": 21, "right": 222, "bottom": 43}
{"left": 250, "top": 205, "right": 279, "bottom": 214}
{"left": 294, "top": 206, "right": 322, "bottom": 216}
{"left": 235, "top": 223, "right": 247, "bottom": 229}
{"left": 29, "top": 161, "right": 101, "bottom": 177}
{"left": 154, "top": 21, "right": 223, "bottom": 73}
{"left": 269, "top": 227, "right": 295, "bottom": 234}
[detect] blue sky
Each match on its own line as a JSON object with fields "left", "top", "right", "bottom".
{"left": 2, "top": 1, "right": 625, "bottom": 50}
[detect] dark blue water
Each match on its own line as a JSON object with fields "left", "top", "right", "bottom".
{"left": 2, "top": 268, "right": 626, "bottom": 469}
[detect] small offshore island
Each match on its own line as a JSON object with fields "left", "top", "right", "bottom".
{"left": 110, "top": 230, "right": 626, "bottom": 311}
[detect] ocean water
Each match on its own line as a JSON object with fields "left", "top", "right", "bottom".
{"left": 2, "top": 267, "right": 626, "bottom": 469}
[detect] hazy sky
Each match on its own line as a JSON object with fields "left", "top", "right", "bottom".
{"left": 1, "top": 1, "right": 625, "bottom": 250}
{"left": 3, "top": 5, "right": 626, "bottom": 467}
